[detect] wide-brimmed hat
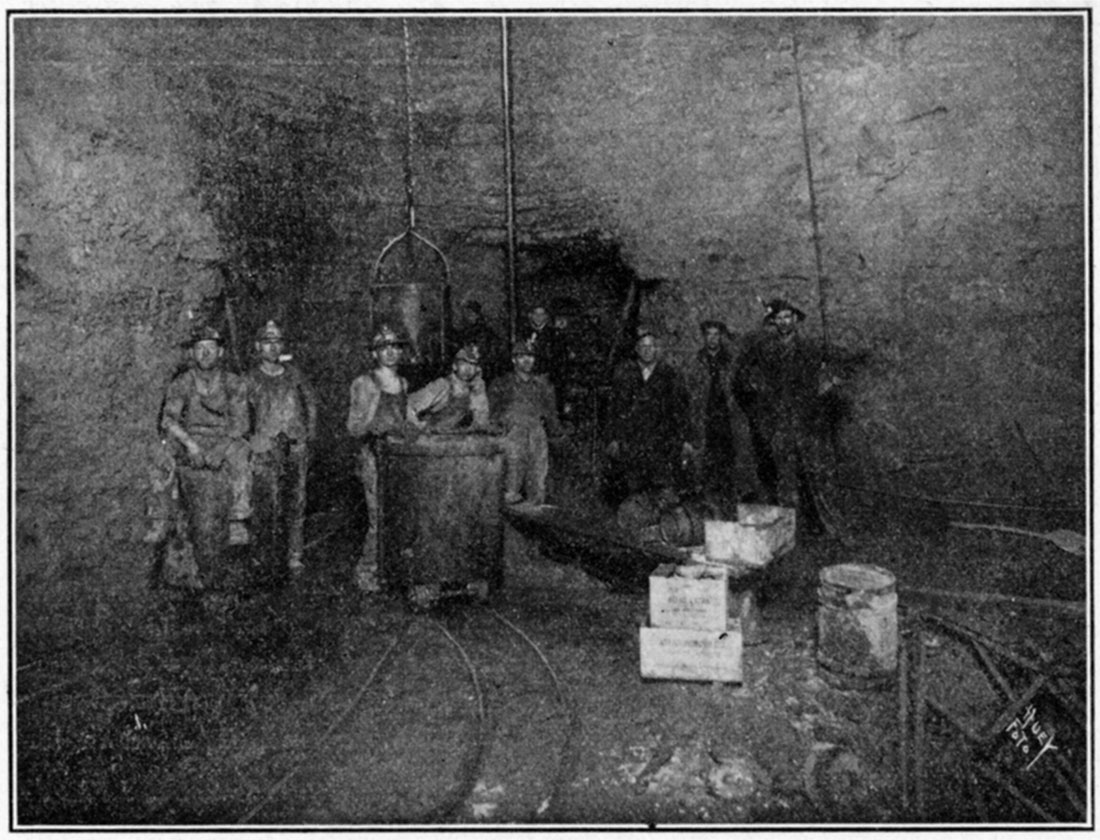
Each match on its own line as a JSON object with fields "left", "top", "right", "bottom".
{"left": 762, "top": 298, "right": 806, "bottom": 323}
{"left": 699, "top": 319, "right": 728, "bottom": 334}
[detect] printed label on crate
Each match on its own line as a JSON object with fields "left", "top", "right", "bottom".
{"left": 639, "top": 621, "right": 743, "bottom": 683}
{"left": 649, "top": 563, "right": 729, "bottom": 630}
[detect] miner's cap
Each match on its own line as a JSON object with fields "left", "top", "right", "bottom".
{"left": 454, "top": 344, "right": 482, "bottom": 365}
{"left": 371, "top": 324, "right": 408, "bottom": 349}
{"left": 512, "top": 339, "right": 537, "bottom": 358}
{"left": 255, "top": 320, "right": 284, "bottom": 342}
{"left": 184, "top": 325, "right": 224, "bottom": 348}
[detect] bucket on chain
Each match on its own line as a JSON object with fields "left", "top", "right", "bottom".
{"left": 816, "top": 563, "right": 898, "bottom": 690}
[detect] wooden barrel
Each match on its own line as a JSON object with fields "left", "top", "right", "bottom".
{"left": 658, "top": 500, "right": 718, "bottom": 547}
{"left": 816, "top": 563, "right": 898, "bottom": 690}
{"left": 377, "top": 432, "right": 505, "bottom": 596}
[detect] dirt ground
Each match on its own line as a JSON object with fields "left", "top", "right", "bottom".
{"left": 14, "top": 445, "right": 1089, "bottom": 828}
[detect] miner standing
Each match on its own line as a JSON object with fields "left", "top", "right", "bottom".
{"left": 159, "top": 325, "right": 252, "bottom": 586}
{"left": 488, "top": 339, "right": 565, "bottom": 505}
{"left": 685, "top": 319, "right": 757, "bottom": 505}
{"left": 245, "top": 320, "right": 318, "bottom": 576}
{"left": 732, "top": 298, "right": 838, "bottom": 530}
{"left": 347, "top": 324, "right": 414, "bottom": 593}
{"left": 604, "top": 325, "right": 697, "bottom": 502}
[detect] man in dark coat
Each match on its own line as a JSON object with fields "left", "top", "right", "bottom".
{"left": 521, "top": 304, "right": 565, "bottom": 390}
{"left": 684, "top": 319, "right": 757, "bottom": 504}
{"left": 604, "top": 325, "right": 697, "bottom": 501}
{"left": 733, "top": 298, "right": 837, "bottom": 526}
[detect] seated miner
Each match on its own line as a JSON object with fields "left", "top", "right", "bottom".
{"left": 488, "top": 339, "right": 566, "bottom": 505}
{"left": 684, "top": 318, "right": 758, "bottom": 506}
{"left": 406, "top": 344, "right": 490, "bottom": 432}
{"left": 245, "top": 320, "right": 318, "bottom": 575}
{"left": 347, "top": 324, "right": 415, "bottom": 594}
{"left": 732, "top": 297, "right": 840, "bottom": 532}
{"left": 159, "top": 325, "right": 252, "bottom": 547}
{"left": 604, "top": 324, "right": 697, "bottom": 508}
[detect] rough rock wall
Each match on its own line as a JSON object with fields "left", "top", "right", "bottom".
{"left": 14, "top": 19, "right": 225, "bottom": 597}
{"left": 512, "top": 15, "right": 1085, "bottom": 498}
{"left": 13, "top": 14, "right": 1086, "bottom": 602}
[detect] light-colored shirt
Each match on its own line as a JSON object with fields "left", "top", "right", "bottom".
{"left": 407, "top": 373, "right": 489, "bottom": 430}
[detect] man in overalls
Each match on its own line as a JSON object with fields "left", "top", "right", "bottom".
{"left": 347, "top": 324, "right": 413, "bottom": 593}
{"left": 245, "top": 320, "right": 318, "bottom": 576}
{"left": 406, "top": 344, "right": 490, "bottom": 432}
{"left": 159, "top": 325, "right": 251, "bottom": 587}
{"left": 488, "top": 339, "right": 565, "bottom": 505}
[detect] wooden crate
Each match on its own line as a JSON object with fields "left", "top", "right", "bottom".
{"left": 648, "top": 563, "right": 729, "bottom": 630}
{"left": 704, "top": 505, "right": 796, "bottom": 568}
{"left": 639, "top": 619, "right": 743, "bottom": 683}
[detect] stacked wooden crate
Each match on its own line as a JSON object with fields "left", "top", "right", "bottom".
{"left": 639, "top": 564, "right": 742, "bottom": 683}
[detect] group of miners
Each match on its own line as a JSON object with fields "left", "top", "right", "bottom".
{"left": 604, "top": 297, "right": 840, "bottom": 533}
{"left": 347, "top": 319, "right": 565, "bottom": 592}
{"left": 147, "top": 294, "right": 839, "bottom": 593}
{"left": 146, "top": 320, "right": 318, "bottom": 584}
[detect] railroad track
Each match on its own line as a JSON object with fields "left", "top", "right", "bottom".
{"left": 237, "top": 604, "right": 581, "bottom": 825}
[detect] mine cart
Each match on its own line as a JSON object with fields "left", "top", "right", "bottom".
{"left": 377, "top": 432, "right": 505, "bottom": 609}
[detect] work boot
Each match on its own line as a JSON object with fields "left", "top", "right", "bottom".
{"left": 229, "top": 521, "right": 251, "bottom": 546}
{"left": 288, "top": 553, "right": 305, "bottom": 575}
{"left": 142, "top": 519, "right": 170, "bottom": 544}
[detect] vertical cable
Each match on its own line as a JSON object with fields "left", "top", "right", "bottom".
{"left": 791, "top": 28, "right": 829, "bottom": 354}
{"left": 500, "top": 16, "right": 519, "bottom": 343}
{"left": 402, "top": 18, "right": 416, "bottom": 231}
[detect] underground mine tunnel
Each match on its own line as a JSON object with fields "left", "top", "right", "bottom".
{"left": 12, "top": 13, "right": 1089, "bottom": 827}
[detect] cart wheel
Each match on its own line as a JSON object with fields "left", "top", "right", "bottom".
{"left": 408, "top": 584, "right": 438, "bottom": 611}
{"left": 467, "top": 580, "right": 490, "bottom": 603}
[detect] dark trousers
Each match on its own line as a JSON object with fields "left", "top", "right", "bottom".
{"left": 252, "top": 440, "right": 308, "bottom": 573}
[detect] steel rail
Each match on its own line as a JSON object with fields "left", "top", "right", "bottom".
{"left": 489, "top": 608, "right": 582, "bottom": 822}
{"left": 237, "top": 626, "right": 410, "bottom": 824}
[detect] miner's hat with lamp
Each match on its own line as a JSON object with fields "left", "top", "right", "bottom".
{"left": 371, "top": 324, "right": 408, "bottom": 350}
{"left": 762, "top": 298, "right": 806, "bottom": 323}
{"left": 184, "top": 324, "right": 224, "bottom": 348}
{"left": 454, "top": 344, "right": 482, "bottom": 365}
{"left": 255, "top": 320, "right": 284, "bottom": 342}
{"left": 512, "top": 339, "right": 537, "bottom": 358}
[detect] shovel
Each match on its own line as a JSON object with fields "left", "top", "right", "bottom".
{"left": 949, "top": 521, "right": 1086, "bottom": 557}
